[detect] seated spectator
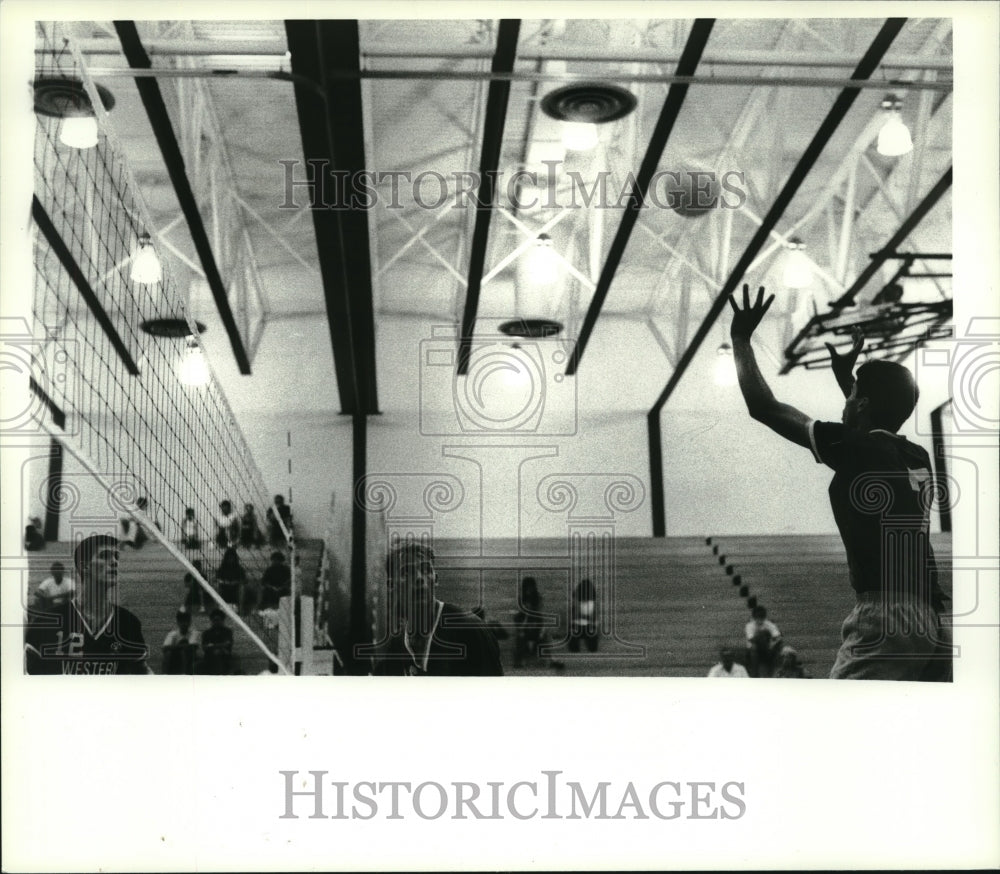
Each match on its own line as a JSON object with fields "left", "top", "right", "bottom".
{"left": 745, "top": 605, "right": 783, "bottom": 678}
{"left": 24, "top": 516, "right": 46, "bottom": 551}
{"left": 708, "top": 647, "right": 750, "bottom": 678}
{"left": 513, "top": 576, "right": 563, "bottom": 670}
{"left": 181, "top": 507, "right": 201, "bottom": 550}
{"left": 215, "top": 500, "right": 240, "bottom": 549}
{"left": 162, "top": 610, "right": 200, "bottom": 675}
{"left": 259, "top": 550, "right": 291, "bottom": 611}
{"left": 120, "top": 496, "right": 153, "bottom": 549}
{"left": 216, "top": 547, "right": 247, "bottom": 610}
{"left": 182, "top": 559, "right": 207, "bottom": 613}
{"left": 33, "top": 561, "right": 74, "bottom": 610}
{"left": 774, "top": 645, "right": 811, "bottom": 679}
{"left": 200, "top": 608, "right": 234, "bottom": 675}
{"left": 240, "top": 503, "right": 265, "bottom": 549}
{"left": 266, "top": 495, "right": 293, "bottom": 546}
{"left": 568, "top": 578, "right": 599, "bottom": 654}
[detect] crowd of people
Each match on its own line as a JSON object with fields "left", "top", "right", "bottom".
{"left": 707, "top": 605, "right": 811, "bottom": 679}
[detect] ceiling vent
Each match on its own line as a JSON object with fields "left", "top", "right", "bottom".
{"left": 540, "top": 83, "right": 637, "bottom": 124}
{"left": 498, "top": 318, "right": 563, "bottom": 339}
{"left": 141, "top": 318, "right": 206, "bottom": 338}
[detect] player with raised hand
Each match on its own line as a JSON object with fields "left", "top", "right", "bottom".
{"left": 727, "top": 284, "right": 951, "bottom": 681}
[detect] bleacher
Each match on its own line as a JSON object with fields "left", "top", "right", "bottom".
{"left": 25, "top": 539, "right": 325, "bottom": 675}
{"left": 23, "top": 533, "right": 953, "bottom": 678}
{"left": 705, "top": 532, "right": 954, "bottom": 677}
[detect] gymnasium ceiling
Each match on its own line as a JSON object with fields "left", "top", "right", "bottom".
{"left": 43, "top": 17, "right": 954, "bottom": 421}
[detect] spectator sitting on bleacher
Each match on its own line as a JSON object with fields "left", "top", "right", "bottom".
{"left": 25, "top": 516, "right": 46, "bottom": 552}
{"left": 708, "top": 647, "right": 750, "bottom": 678}
{"left": 513, "top": 576, "right": 563, "bottom": 670}
{"left": 259, "top": 551, "right": 291, "bottom": 611}
{"left": 182, "top": 559, "right": 207, "bottom": 613}
{"left": 216, "top": 547, "right": 248, "bottom": 611}
{"left": 568, "top": 578, "right": 600, "bottom": 654}
{"left": 215, "top": 500, "right": 240, "bottom": 549}
{"left": 200, "top": 608, "right": 234, "bottom": 675}
{"left": 162, "top": 610, "right": 200, "bottom": 675}
{"left": 774, "top": 645, "right": 811, "bottom": 679}
{"left": 33, "top": 561, "right": 74, "bottom": 610}
{"left": 120, "top": 496, "right": 154, "bottom": 549}
{"left": 240, "top": 503, "right": 266, "bottom": 548}
{"left": 266, "top": 495, "right": 293, "bottom": 547}
{"left": 745, "top": 605, "right": 782, "bottom": 678}
{"left": 181, "top": 507, "right": 201, "bottom": 549}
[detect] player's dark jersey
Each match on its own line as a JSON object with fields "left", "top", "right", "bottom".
{"left": 25, "top": 602, "right": 148, "bottom": 675}
{"left": 201, "top": 625, "right": 234, "bottom": 675}
{"left": 375, "top": 603, "right": 504, "bottom": 677}
{"left": 809, "top": 421, "right": 946, "bottom": 609}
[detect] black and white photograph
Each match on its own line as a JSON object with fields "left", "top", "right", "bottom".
{"left": 2, "top": 1, "right": 997, "bottom": 870}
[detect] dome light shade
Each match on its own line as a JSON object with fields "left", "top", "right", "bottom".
{"left": 782, "top": 237, "right": 813, "bottom": 289}
{"left": 523, "top": 233, "right": 561, "bottom": 285}
{"left": 876, "top": 94, "right": 913, "bottom": 157}
{"left": 561, "top": 121, "right": 599, "bottom": 151}
{"left": 130, "top": 233, "right": 162, "bottom": 284}
{"left": 877, "top": 114, "right": 913, "bottom": 157}
{"left": 179, "top": 337, "right": 210, "bottom": 387}
{"left": 59, "top": 115, "right": 99, "bottom": 149}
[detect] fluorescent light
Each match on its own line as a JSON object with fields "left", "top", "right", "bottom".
{"left": 130, "top": 233, "right": 162, "bottom": 285}
{"left": 59, "top": 115, "right": 99, "bottom": 149}
{"left": 561, "top": 122, "right": 599, "bottom": 151}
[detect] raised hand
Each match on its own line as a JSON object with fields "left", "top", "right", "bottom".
{"left": 825, "top": 328, "right": 864, "bottom": 397}
{"left": 728, "top": 284, "right": 775, "bottom": 341}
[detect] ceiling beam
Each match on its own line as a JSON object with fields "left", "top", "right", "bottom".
{"left": 566, "top": 19, "right": 716, "bottom": 376}
{"left": 113, "top": 21, "right": 252, "bottom": 375}
{"left": 284, "top": 20, "right": 379, "bottom": 414}
{"left": 648, "top": 17, "right": 908, "bottom": 419}
{"left": 456, "top": 19, "right": 521, "bottom": 376}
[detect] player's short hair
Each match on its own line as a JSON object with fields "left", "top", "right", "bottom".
{"left": 855, "top": 360, "right": 919, "bottom": 432}
{"left": 73, "top": 533, "right": 119, "bottom": 575}
{"left": 386, "top": 542, "right": 435, "bottom": 581}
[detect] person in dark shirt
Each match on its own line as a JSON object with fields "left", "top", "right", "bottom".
{"left": 162, "top": 609, "right": 200, "bottom": 675}
{"left": 216, "top": 547, "right": 248, "bottom": 610}
{"left": 259, "top": 550, "right": 291, "bottom": 610}
{"left": 25, "top": 533, "right": 148, "bottom": 675}
{"left": 729, "top": 284, "right": 951, "bottom": 681}
{"left": 201, "top": 609, "right": 234, "bottom": 675}
{"left": 267, "top": 494, "right": 293, "bottom": 546}
{"left": 376, "top": 542, "right": 503, "bottom": 676}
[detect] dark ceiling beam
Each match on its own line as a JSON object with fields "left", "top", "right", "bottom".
{"left": 565, "top": 19, "right": 715, "bottom": 377}
{"left": 113, "top": 21, "right": 252, "bottom": 375}
{"left": 829, "top": 166, "right": 952, "bottom": 310}
{"left": 32, "top": 195, "right": 140, "bottom": 376}
{"left": 285, "top": 20, "right": 379, "bottom": 415}
{"left": 457, "top": 20, "right": 521, "bottom": 376}
{"left": 649, "top": 17, "right": 908, "bottom": 418}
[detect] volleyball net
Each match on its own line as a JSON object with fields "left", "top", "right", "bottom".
{"left": 27, "top": 23, "right": 292, "bottom": 673}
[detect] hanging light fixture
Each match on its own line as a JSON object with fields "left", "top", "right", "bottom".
{"left": 560, "top": 121, "right": 599, "bottom": 152}
{"left": 782, "top": 237, "right": 813, "bottom": 289}
{"left": 714, "top": 342, "right": 738, "bottom": 387}
{"left": 876, "top": 94, "right": 913, "bottom": 157}
{"left": 33, "top": 77, "right": 115, "bottom": 151}
{"left": 523, "top": 233, "right": 561, "bottom": 285}
{"left": 540, "top": 82, "right": 638, "bottom": 153}
{"left": 130, "top": 233, "right": 162, "bottom": 285}
{"left": 178, "top": 336, "right": 210, "bottom": 387}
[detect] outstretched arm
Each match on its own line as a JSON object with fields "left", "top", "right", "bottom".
{"left": 824, "top": 328, "right": 864, "bottom": 399}
{"left": 729, "top": 284, "right": 812, "bottom": 449}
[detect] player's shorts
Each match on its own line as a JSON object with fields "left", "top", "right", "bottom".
{"left": 829, "top": 590, "right": 953, "bottom": 681}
